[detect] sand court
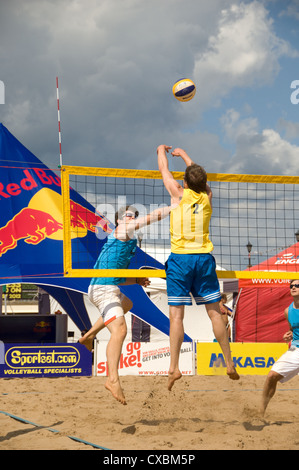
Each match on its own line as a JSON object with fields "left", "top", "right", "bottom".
{"left": 0, "top": 374, "right": 299, "bottom": 450}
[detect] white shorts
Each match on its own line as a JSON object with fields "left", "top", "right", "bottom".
{"left": 271, "top": 346, "right": 299, "bottom": 383}
{"left": 88, "top": 285, "right": 125, "bottom": 326}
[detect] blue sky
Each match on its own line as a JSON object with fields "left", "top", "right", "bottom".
{"left": 0, "top": 0, "right": 299, "bottom": 176}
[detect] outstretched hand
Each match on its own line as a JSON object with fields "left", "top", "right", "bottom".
{"left": 157, "top": 144, "right": 172, "bottom": 154}
{"left": 171, "top": 148, "right": 184, "bottom": 157}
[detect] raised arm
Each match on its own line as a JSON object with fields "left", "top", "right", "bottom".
{"left": 126, "top": 205, "right": 174, "bottom": 234}
{"left": 170, "top": 147, "right": 194, "bottom": 166}
{"left": 157, "top": 145, "right": 183, "bottom": 202}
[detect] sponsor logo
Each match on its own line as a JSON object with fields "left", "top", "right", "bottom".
{"left": 98, "top": 342, "right": 142, "bottom": 374}
{"left": 275, "top": 253, "right": 299, "bottom": 265}
{"left": 5, "top": 345, "right": 80, "bottom": 369}
{"left": 210, "top": 353, "right": 275, "bottom": 369}
{"left": 0, "top": 169, "right": 113, "bottom": 256}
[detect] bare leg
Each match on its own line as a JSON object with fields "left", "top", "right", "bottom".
{"left": 78, "top": 316, "right": 104, "bottom": 351}
{"left": 105, "top": 316, "right": 127, "bottom": 405}
{"left": 260, "top": 371, "right": 283, "bottom": 416}
{"left": 168, "top": 305, "right": 185, "bottom": 391}
{"left": 79, "top": 296, "right": 133, "bottom": 351}
{"left": 206, "top": 302, "right": 239, "bottom": 380}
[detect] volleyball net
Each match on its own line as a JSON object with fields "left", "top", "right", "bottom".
{"left": 61, "top": 165, "right": 299, "bottom": 280}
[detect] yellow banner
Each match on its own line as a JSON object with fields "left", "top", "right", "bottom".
{"left": 196, "top": 342, "right": 288, "bottom": 376}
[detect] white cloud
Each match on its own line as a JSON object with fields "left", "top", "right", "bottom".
{"left": 0, "top": 0, "right": 298, "bottom": 176}
{"left": 224, "top": 114, "right": 299, "bottom": 176}
{"left": 279, "top": 0, "right": 299, "bottom": 21}
{"left": 193, "top": 1, "right": 299, "bottom": 108}
{"left": 278, "top": 118, "right": 299, "bottom": 141}
{"left": 0, "top": 0, "right": 229, "bottom": 168}
{"left": 221, "top": 108, "right": 259, "bottom": 141}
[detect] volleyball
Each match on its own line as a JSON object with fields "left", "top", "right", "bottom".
{"left": 172, "top": 78, "right": 196, "bottom": 102}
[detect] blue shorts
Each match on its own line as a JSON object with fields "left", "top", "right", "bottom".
{"left": 165, "top": 253, "right": 221, "bottom": 306}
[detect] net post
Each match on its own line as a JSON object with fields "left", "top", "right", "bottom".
{"left": 60, "top": 166, "right": 72, "bottom": 276}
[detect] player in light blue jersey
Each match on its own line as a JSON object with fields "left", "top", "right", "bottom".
{"left": 261, "top": 280, "right": 299, "bottom": 416}
{"left": 80, "top": 204, "right": 172, "bottom": 405}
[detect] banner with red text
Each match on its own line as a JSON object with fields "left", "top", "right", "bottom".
{"left": 96, "top": 341, "right": 194, "bottom": 376}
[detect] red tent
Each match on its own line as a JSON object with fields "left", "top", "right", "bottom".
{"left": 235, "top": 243, "right": 299, "bottom": 342}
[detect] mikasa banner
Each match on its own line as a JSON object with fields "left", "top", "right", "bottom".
{"left": 197, "top": 342, "right": 288, "bottom": 376}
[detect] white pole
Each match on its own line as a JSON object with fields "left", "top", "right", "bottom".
{"left": 56, "top": 77, "right": 62, "bottom": 167}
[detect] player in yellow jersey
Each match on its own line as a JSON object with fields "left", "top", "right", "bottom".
{"left": 157, "top": 144, "right": 239, "bottom": 390}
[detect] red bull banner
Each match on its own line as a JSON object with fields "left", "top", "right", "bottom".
{"left": 0, "top": 123, "right": 178, "bottom": 341}
{"left": 0, "top": 180, "right": 113, "bottom": 260}
{"left": 0, "top": 123, "right": 114, "bottom": 332}
{"left": 0, "top": 123, "right": 114, "bottom": 282}
{"left": 0, "top": 343, "right": 92, "bottom": 378}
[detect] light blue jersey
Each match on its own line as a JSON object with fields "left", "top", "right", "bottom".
{"left": 90, "top": 230, "right": 137, "bottom": 286}
{"left": 288, "top": 302, "right": 299, "bottom": 348}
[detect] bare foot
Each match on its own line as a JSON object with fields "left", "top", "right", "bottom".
{"left": 167, "top": 370, "right": 182, "bottom": 391}
{"left": 105, "top": 379, "right": 127, "bottom": 405}
{"left": 78, "top": 336, "right": 94, "bottom": 352}
{"left": 227, "top": 365, "right": 240, "bottom": 381}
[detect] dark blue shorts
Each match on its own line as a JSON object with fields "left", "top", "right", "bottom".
{"left": 165, "top": 253, "right": 221, "bottom": 306}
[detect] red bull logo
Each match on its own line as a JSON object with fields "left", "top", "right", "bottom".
{"left": 70, "top": 201, "right": 114, "bottom": 235}
{"left": 0, "top": 187, "right": 113, "bottom": 257}
{"left": 33, "top": 321, "right": 52, "bottom": 333}
{"left": 0, "top": 207, "right": 63, "bottom": 256}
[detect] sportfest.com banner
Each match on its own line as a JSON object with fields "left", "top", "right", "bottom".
{"left": 0, "top": 343, "right": 92, "bottom": 378}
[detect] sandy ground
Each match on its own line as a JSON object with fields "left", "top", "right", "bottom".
{"left": 0, "top": 373, "right": 299, "bottom": 451}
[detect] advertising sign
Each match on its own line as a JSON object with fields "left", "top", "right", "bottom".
{"left": 196, "top": 342, "right": 288, "bottom": 376}
{"left": 0, "top": 343, "right": 92, "bottom": 378}
{"left": 96, "top": 341, "right": 194, "bottom": 376}
{"left": 2, "top": 284, "right": 38, "bottom": 301}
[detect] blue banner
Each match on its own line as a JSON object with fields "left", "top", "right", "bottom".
{"left": 0, "top": 343, "right": 92, "bottom": 378}
{"left": 0, "top": 123, "right": 182, "bottom": 340}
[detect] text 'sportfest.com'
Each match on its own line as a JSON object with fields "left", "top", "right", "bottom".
{"left": 0, "top": 342, "right": 92, "bottom": 378}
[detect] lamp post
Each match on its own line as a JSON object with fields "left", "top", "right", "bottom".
{"left": 246, "top": 241, "right": 253, "bottom": 268}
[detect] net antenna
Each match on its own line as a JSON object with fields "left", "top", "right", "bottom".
{"left": 56, "top": 77, "right": 63, "bottom": 167}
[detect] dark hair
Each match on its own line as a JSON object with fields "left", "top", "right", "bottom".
{"left": 115, "top": 205, "right": 139, "bottom": 225}
{"left": 184, "top": 164, "right": 207, "bottom": 193}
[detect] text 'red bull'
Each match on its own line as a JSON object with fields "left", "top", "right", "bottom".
{"left": 0, "top": 169, "right": 114, "bottom": 256}
{"left": 0, "top": 169, "right": 60, "bottom": 200}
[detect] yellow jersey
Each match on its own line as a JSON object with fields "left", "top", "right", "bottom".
{"left": 170, "top": 188, "right": 214, "bottom": 254}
